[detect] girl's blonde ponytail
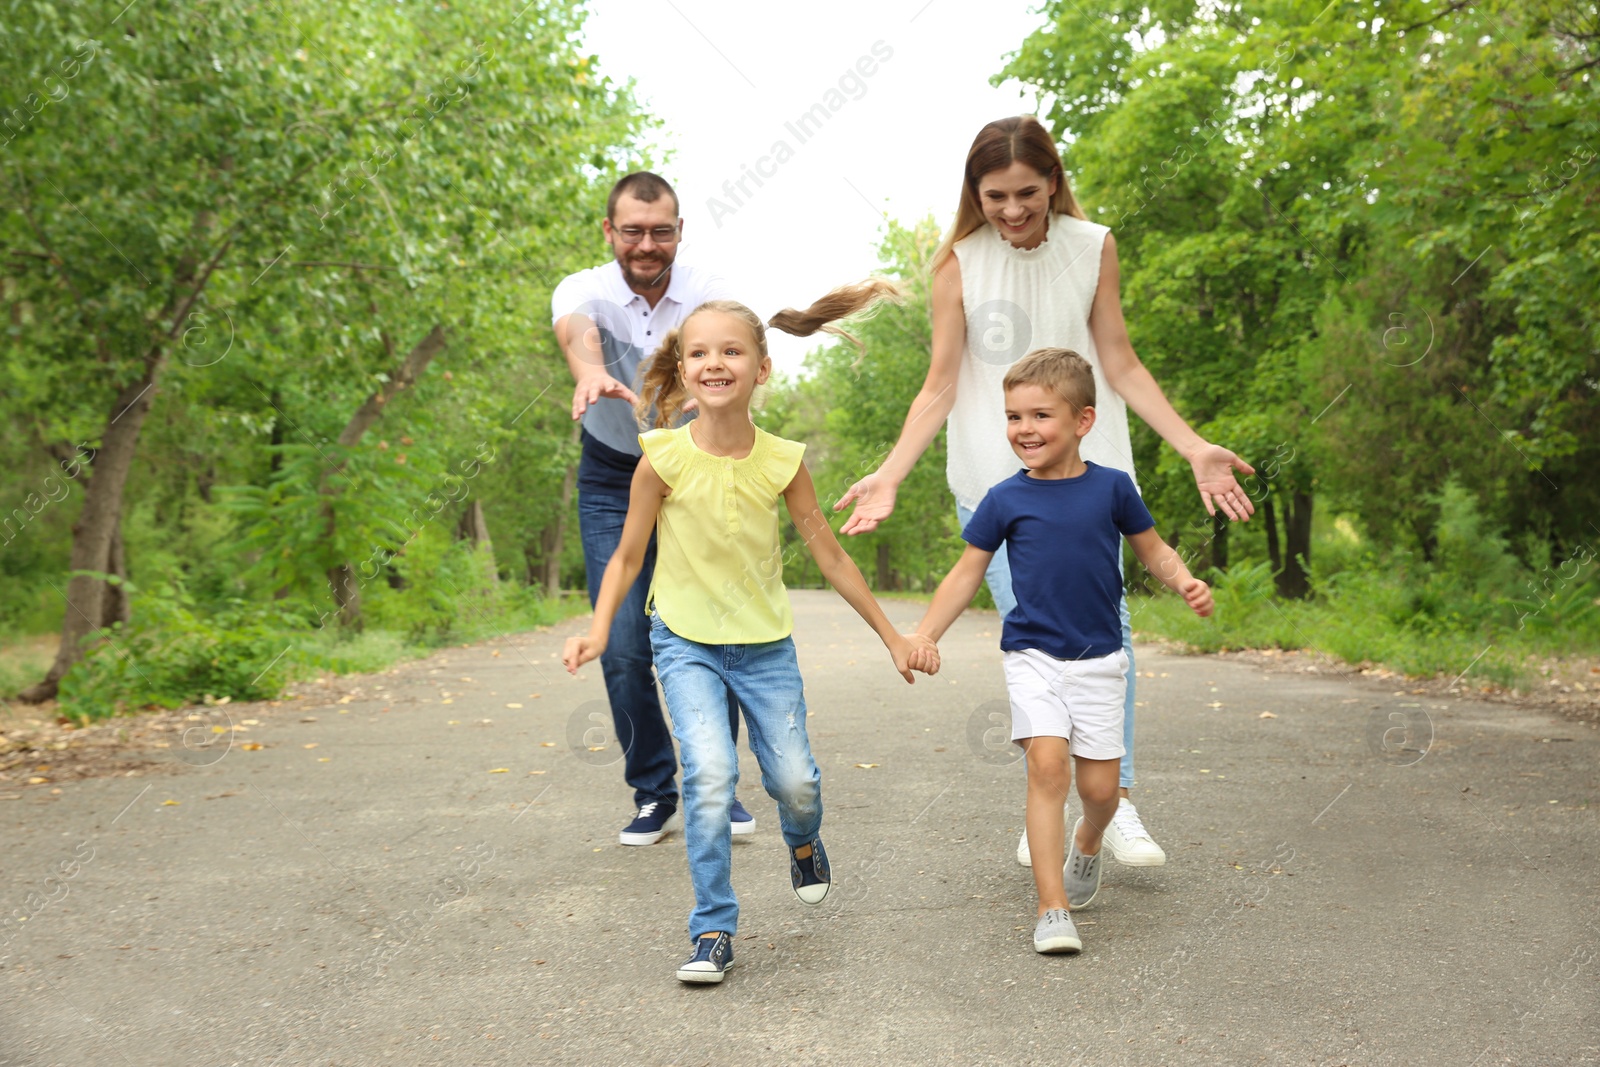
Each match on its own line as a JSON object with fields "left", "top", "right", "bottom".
{"left": 768, "top": 278, "right": 904, "bottom": 351}
{"left": 634, "top": 329, "right": 691, "bottom": 430}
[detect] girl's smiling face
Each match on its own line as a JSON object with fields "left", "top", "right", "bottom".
{"left": 977, "top": 161, "right": 1057, "bottom": 250}
{"left": 679, "top": 310, "right": 769, "bottom": 412}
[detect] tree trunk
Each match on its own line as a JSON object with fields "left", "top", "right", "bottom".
{"left": 320, "top": 324, "right": 449, "bottom": 629}
{"left": 1263, "top": 495, "right": 1282, "bottom": 576}
{"left": 457, "top": 498, "right": 498, "bottom": 586}
{"left": 1276, "top": 491, "right": 1313, "bottom": 599}
{"left": 102, "top": 522, "right": 131, "bottom": 629}
{"left": 18, "top": 212, "right": 230, "bottom": 702}
{"left": 19, "top": 372, "right": 158, "bottom": 701}
{"left": 457, "top": 498, "right": 493, "bottom": 549}
{"left": 1211, "top": 511, "right": 1229, "bottom": 572}
{"left": 876, "top": 541, "right": 892, "bottom": 590}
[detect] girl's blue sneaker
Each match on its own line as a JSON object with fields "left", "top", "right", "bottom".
{"left": 789, "top": 837, "right": 831, "bottom": 905}
{"left": 677, "top": 931, "right": 734, "bottom": 984}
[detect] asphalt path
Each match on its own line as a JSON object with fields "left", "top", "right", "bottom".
{"left": 3, "top": 589, "right": 1596, "bottom": 1066}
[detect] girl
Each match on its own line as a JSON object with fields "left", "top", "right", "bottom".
{"left": 834, "top": 116, "right": 1255, "bottom": 875}
{"left": 562, "top": 284, "right": 937, "bottom": 985}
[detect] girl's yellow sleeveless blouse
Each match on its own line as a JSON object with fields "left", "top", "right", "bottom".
{"left": 640, "top": 424, "right": 806, "bottom": 644}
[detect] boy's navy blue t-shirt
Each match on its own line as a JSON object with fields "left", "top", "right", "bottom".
{"left": 962, "top": 462, "right": 1155, "bottom": 660}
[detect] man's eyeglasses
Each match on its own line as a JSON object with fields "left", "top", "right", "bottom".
{"left": 614, "top": 225, "right": 680, "bottom": 245}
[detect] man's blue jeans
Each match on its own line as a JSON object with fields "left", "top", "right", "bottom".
{"left": 649, "top": 615, "right": 822, "bottom": 940}
{"left": 578, "top": 490, "right": 739, "bottom": 808}
{"left": 956, "top": 504, "right": 1138, "bottom": 788}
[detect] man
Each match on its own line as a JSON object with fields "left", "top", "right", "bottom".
{"left": 552, "top": 172, "right": 754, "bottom": 846}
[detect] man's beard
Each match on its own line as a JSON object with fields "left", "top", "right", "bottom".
{"left": 620, "top": 251, "right": 672, "bottom": 290}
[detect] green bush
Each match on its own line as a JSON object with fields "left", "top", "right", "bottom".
{"left": 1128, "top": 494, "right": 1599, "bottom": 690}
{"left": 58, "top": 583, "right": 300, "bottom": 720}
{"left": 52, "top": 555, "right": 580, "bottom": 720}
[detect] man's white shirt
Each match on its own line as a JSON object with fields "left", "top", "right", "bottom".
{"left": 552, "top": 260, "right": 733, "bottom": 456}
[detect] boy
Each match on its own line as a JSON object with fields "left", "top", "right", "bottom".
{"left": 908, "top": 348, "right": 1213, "bottom": 954}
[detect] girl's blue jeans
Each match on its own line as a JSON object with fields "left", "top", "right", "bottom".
{"left": 957, "top": 503, "right": 1138, "bottom": 788}
{"left": 649, "top": 614, "right": 823, "bottom": 941}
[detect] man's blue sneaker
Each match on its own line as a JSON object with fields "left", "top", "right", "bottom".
{"left": 730, "top": 797, "right": 756, "bottom": 836}
{"left": 676, "top": 931, "right": 734, "bottom": 984}
{"left": 789, "top": 836, "right": 831, "bottom": 905}
{"left": 619, "top": 800, "right": 677, "bottom": 846}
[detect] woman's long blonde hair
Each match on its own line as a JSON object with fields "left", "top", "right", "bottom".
{"left": 932, "top": 116, "right": 1087, "bottom": 269}
{"left": 634, "top": 280, "right": 903, "bottom": 430}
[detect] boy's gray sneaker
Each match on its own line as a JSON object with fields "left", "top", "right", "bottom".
{"left": 1032, "top": 908, "right": 1082, "bottom": 954}
{"left": 1065, "top": 817, "right": 1103, "bottom": 909}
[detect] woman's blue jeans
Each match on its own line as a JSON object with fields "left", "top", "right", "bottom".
{"left": 649, "top": 615, "right": 823, "bottom": 940}
{"left": 957, "top": 504, "right": 1138, "bottom": 788}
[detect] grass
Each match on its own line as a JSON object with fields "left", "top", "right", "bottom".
{"left": 2, "top": 588, "right": 593, "bottom": 721}
{"left": 0, "top": 634, "right": 56, "bottom": 707}
{"left": 1127, "top": 561, "right": 1597, "bottom": 691}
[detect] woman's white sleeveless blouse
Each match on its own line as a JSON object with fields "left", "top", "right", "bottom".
{"left": 946, "top": 214, "right": 1136, "bottom": 511}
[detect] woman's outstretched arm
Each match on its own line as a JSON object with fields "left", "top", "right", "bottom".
{"left": 833, "top": 255, "right": 967, "bottom": 536}
{"left": 1089, "top": 233, "right": 1257, "bottom": 522}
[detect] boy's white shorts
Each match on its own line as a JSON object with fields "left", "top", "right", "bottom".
{"left": 1003, "top": 647, "right": 1128, "bottom": 759}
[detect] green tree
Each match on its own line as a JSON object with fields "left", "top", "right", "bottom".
{"left": 2, "top": 0, "right": 641, "bottom": 697}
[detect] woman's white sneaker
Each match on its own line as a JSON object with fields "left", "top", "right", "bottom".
{"left": 1016, "top": 801, "right": 1074, "bottom": 868}
{"left": 1103, "top": 798, "right": 1167, "bottom": 866}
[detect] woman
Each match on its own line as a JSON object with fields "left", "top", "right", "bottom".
{"left": 834, "top": 116, "right": 1255, "bottom": 868}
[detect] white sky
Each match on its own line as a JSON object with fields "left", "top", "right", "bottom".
{"left": 578, "top": 0, "right": 1049, "bottom": 376}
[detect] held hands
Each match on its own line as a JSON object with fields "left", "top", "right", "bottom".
{"left": 561, "top": 633, "right": 606, "bottom": 674}
{"left": 905, "top": 632, "right": 941, "bottom": 676}
{"left": 889, "top": 632, "right": 941, "bottom": 683}
{"left": 1187, "top": 442, "right": 1257, "bottom": 522}
{"left": 834, "top": 470, "right": 899, "bottom": 536}
{"left": 1180, "top": 577, "right": 1214, "bottom": 618}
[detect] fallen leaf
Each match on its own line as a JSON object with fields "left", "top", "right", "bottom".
{"left": 242, "top": 719, "right": 260, "bottom": 725}
{"left": 337, "top": 696, "right": 352, "bottom": 704}
{"left": 1200, "top": 769, "right": 1211, "bottom": 774}
{"left": 240, "top": 742, "right": 264, "bottom": 751}
{"left": 529, "top": 694, "right": 542, "bottom": 699}
{"left": 303, "top": 743, "right": 319, "bottom": 749}
{"left": 854, "top": 763, "right": 880, "bottom": 769}
{"left": 528, "top": 770, "right": 546, "bottom": 775}
{"left": 163, "top": 799, "right": 180, "bottom": 805}
{"left": 1207, "top": 701, "right": 1224, "bottom": 708}
{"left": 317, "top": 757, "right": 331, "bottom": 763}
{"left": 587, "top": 745, "right": 606, "bottom": 752}
{"left": 441, "top": 699, "right": 454, "bottom": 705}
{"left": 505, "top": 703, "right": 523, "bottom": 709}
{"left": 210, "top": 725, "right": 228, "bottom": 734}
{"left": 27, "top": 777, "right": 49, "bottom": 785}
{"left": 540, "top": 742, "right": 556, "bottom": 748}
{"left": 1258, "top": 711, "right": 1278, "bottom": 719}
{"left": 488, "top": 768, "right": 509, "bottom": 774}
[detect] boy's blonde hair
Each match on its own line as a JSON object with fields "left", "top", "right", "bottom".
{"left": 635, "top": 279, "right": 902, "bottom": 430}
{"left": 1003, "top": 348, "right": 1096, "bottom": 410}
